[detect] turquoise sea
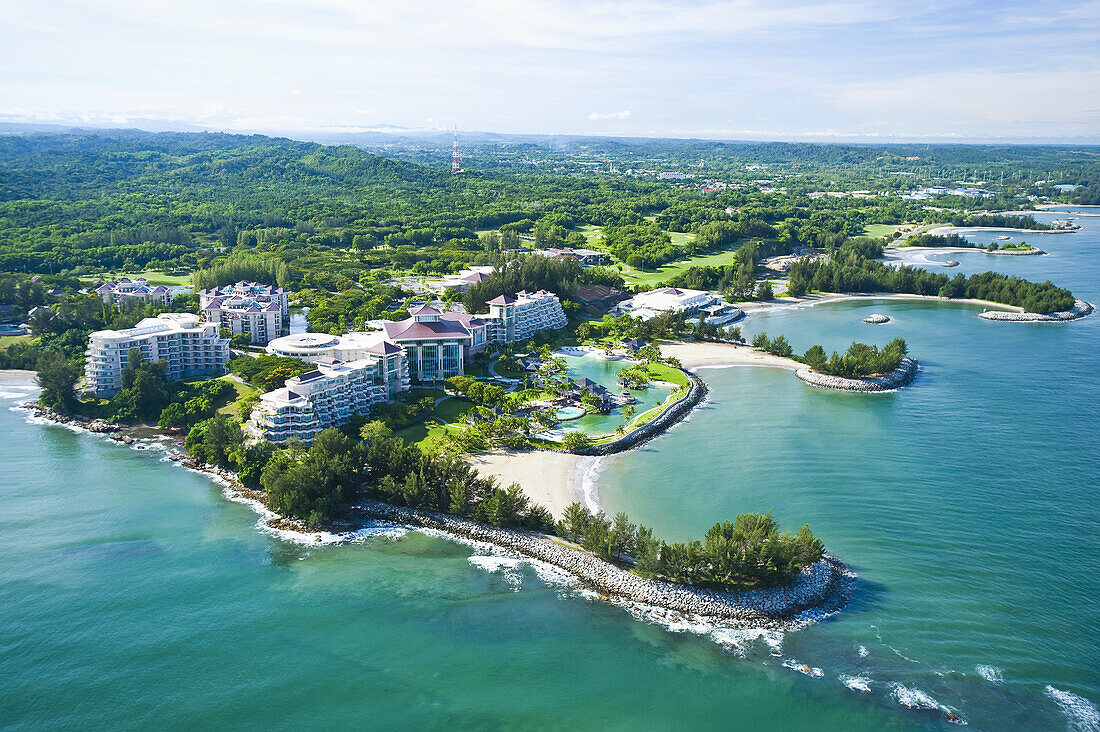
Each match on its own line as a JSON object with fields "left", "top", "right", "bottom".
{"left": 2, "top": 208, "right": 1098, "bottom": 730}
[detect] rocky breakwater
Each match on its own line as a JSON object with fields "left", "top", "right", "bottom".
{"left": 978, "top": 299, "right": 1094, "bottom": 322}
{"left": 354, "top": 499, "right": 852, "bottom": 629}
{"left": 568, "top": 369, "right": 709, "bottom": 457}
{"left": 22, "top": 403, "right": 119, "bottom": 433}
{"left": 796, "top": 356, "right": 918, "bottom": 393}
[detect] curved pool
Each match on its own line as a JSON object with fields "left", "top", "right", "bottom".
{"left": 555, "top": 406, "right": 586, "bottom": 421}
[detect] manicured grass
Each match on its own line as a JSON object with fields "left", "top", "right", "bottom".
{"left": 620, "top": 248, "right": 739, "bottom": 287}
{"left": 0, "top": 334, "right": 33, "bottom": 350}
{"left": 217, "top": 377, "right": 259, "bottom": 416}
{"left": 393, "top": 397, "right": 475, "bottom": 447}
{"left": 79, "top": 270, "right": 193, "bottom": 286}
{"left": 575, "top": 224, "right": 605, "bottom": 246}
{"left": 863, "top": 224, "right": 908, "bottom": 239}
{"left": 645, "top": 362, "right": 690, "bottom": 389}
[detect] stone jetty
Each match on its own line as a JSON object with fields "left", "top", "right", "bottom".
{"left": 978, "top": 299, "right": 1093, "bottom": 322}
{"left": 796, "top": 356, "right": 918, "bottom": 392}
{"left": 353, "top": 500, "right": 852, "bottom": 628}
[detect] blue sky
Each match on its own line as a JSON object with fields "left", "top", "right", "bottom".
{"left": 2, "top": 0, "right": 1099, "bottom": 141}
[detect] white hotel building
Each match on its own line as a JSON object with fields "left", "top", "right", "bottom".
{"left": 83, "top": 313, "right": 230, "bottom": 397}
{"left": 248, "top": 345, "right": 408, "bottom": 444}
{"left": 248, "top": 288, "right": 568, "bottom": 442}
{"left": 198, "top": 281, "right": 290, "bottom": 345}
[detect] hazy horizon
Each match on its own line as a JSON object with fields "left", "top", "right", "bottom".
{"left": 3, "top": 0, "right": 1100, "bottom": 144}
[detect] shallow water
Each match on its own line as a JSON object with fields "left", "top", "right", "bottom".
{"left": 1, "top": 212, "right": 1098, "bottom": 729}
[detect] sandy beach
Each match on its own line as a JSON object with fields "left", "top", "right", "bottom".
{"left": 660, "top": 341, "right": 802, "bottom": 370}
{"left": 0, "top": 369, "right": 38, "bottom": 394}
{"left": 465, "top": 449, "right": 584, "bottom": 519}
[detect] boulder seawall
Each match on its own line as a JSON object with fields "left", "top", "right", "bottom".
{"left": 353, "top": 499, "right": 852, "bottom": 629}
{"left": 796, "top": 357, "right": 918, "bottom": 392}
{"left": 978, "top": 299, "right": 1093, "bottom": 322}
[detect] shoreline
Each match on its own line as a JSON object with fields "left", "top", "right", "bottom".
{"left": 735, "top": 291, "right": 1025, "bottom": 315}
{"left": 15, "top": 400, "right": 853, "bottom": 630}
{"left": 352, "top": 499, "right": 855, "bottom": 630}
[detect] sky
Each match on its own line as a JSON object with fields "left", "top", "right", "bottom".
{"left": 2, "top": 0, "right": 1099, "bottom": 142}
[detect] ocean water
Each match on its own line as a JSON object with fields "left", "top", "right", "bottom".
{"left": 1, "top": 209, "right": 1098, "bottom": 730}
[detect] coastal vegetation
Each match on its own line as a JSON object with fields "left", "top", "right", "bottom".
{"left": 752, "top": 332, "right": 910, "bottom": 378}
{"left": 558, "top": 503, "right": 824, "bottom": 589}
{"left": 786, "top": 241, "right": 1074, "bottom": 313}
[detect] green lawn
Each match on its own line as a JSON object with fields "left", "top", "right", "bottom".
{"left": 574, "top": 224, "right": 605, "bottom": 247}
{"left": 862, "top": 224, "right": 908, "bottom": 239}
{"left": 216, "top": 377, "right": 259, "bottom": 416}
{"left": 393, "top": 396, "right": 475, "bottom": 446}
{"left": 0, "top": 334, "right": 32, "bottom": 351}
{"left": 79, "top": 270, "right": 193, "bottom": 286}
{"left": 621, "top": 248, "right": 739, "bottom": 288}
{"left": 645, "top": 362, "right": 690, "bottom": 389}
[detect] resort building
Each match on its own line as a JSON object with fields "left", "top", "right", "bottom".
{"left": 264, "top": 331, "right": 395, "bottom": 363}
{"left": 382, "top": 305, "right": 472, "bottom": 382}
{"left": 95, "top": 278, "right": 173, "bottom": 308}
{"left": 197, "top": 281, "right": 290, "bottom": 346}
{"left": 83, "top": 313, "right": 230, "bottom": 397}
{"left": 441, "top": 266, "right": 495, "bottom": 292}
{"left": 264, "top": 289, "right": 566, "bottom": 387}
{"left": 248, "top": 349, "right": 409, "bottom": 444}
{"left": 481, "top": 290, "right": 568, "bottom": 343}
{"left": 612, "top": 287, "right": 718, "bottom": 320}
{"left": 529, "top": 247, "right": 609, "bottom": 266}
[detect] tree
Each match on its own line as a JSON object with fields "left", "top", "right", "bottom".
{"left": 560, "top": 431, "right": 592, "bottom": 451}
{"left": 756, "top": 280, "right": 774, "bottom": 301}
{"left": 35, "top": 353, "right": 79, "bottom": 413}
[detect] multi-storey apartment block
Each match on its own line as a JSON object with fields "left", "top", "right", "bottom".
{"left": 198, "top": 282, "right": 290, "bottom": 345}
{"left": 83, "top": 313, "right": 230, "bottom": 397}
{"left": 248, "top": 346, "right": 408, "bottom": 444}
{"left": 95, "top": 278, "right": 173, "bottom": 308}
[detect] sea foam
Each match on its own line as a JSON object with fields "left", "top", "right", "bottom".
{"left": 1045, "top": 686, "right": 1100, "bottom": 731}
{"left": 976, "top": 665, "right": 1003, "bottom": 683}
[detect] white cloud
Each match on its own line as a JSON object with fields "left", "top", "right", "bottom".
{"left": 589, "top": 110, "right": 632, "bottom": 120}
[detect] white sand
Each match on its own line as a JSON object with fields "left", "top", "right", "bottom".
{"left": 465, "top": 449, "right": 583, "bottom": 519}
{"left": 0, "top": 369, "right": 38, "bottom": 388}
{"left": 660, "top": 341, "right": 803, "bottom": 370}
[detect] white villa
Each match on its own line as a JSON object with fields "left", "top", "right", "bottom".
{"left": 248, "top": 348, "right": 408, "bottom": 444}
{"left": 83, "top": 313, "right": 230, "bottom": 397}
{"left": 198, "top": 281, "right": 290, "bottom": 345}
{"left": 95, "top": 278, "right": 173, "bottom": 308}
{"left": 612, "top": 287, "right": 718, "bottom": 320}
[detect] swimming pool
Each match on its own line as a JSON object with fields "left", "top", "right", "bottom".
{"left": 555, "top": 406, "right": 586, "bottom": 421}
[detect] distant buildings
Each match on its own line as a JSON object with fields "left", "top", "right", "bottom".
{"left": 95, "top": 278, "right": 172, "bottom": 308}
{"left": 441, "top": 266, "right": 495, "bottom": 292}
{"left": 83, "top": 313, "right": 230, "bottom": 397}
{"left": 198, "top": 281, "right": 290, "bottom": 345}
{"left": 248, "top": 351, "right": 409, "bottom": 444}
{"left": 529, "top": 247, "right": 608, "bottom": 266}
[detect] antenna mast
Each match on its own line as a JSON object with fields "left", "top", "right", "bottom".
{"left": 451, "top": 127, "right": 461, "bottom": 174}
